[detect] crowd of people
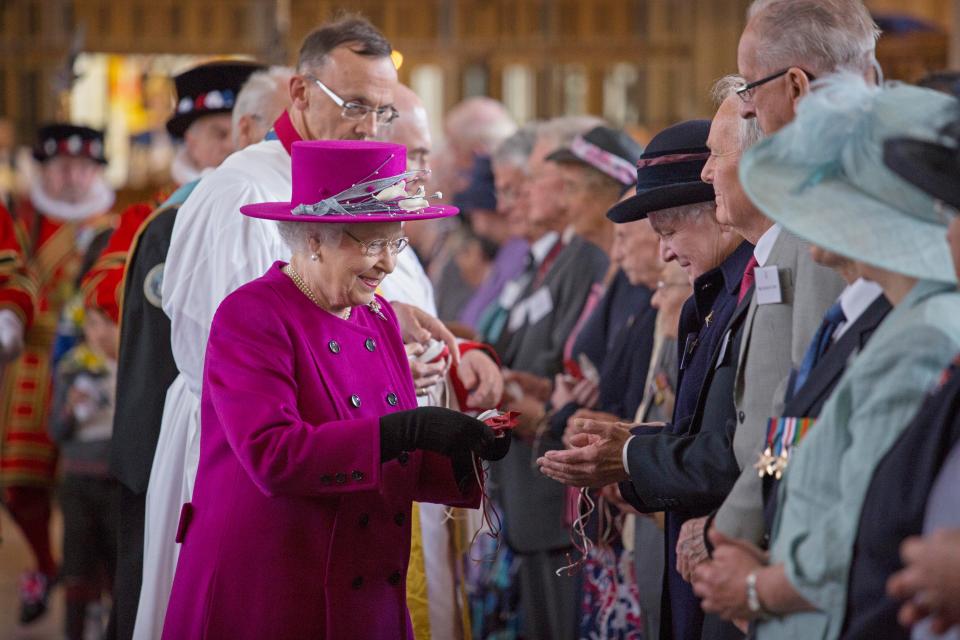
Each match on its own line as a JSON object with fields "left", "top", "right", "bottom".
{"left": 0, "top": 0, "right": 959, "bottom": 639}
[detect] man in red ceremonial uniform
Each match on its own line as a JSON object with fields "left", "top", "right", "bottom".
{"left": 0, "top": 204, "right": 35, "bottom": 360}
{"left": 83, "top": 60, "right": 267, "bottom": 327}
{"left": 2, "top": 123, "right": 115, "bottom": 624}
{"left": 80, "top": 60, "right": 284, "bottom": 640}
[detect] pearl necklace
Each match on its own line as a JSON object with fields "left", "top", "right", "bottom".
{"left": 282, "top": 264, "right": 352, "bottom": 320}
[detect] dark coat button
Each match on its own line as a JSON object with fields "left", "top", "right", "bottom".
{"left": 352, "top": 576, "right": 363, "bottom": 589}
{"left": 365, "top": 337, "right": 376, "bottom": 352}
{"left": 358, "top": 513, "right": 369, "bottom": 527}
{"left": 350, "top": 394, "right": 361, "bottom": 408}
{"left": 352, "top": 470, "right": 365, "bottom": 482}
{"left": 738, "top": 411, "right": 745, "bottom": 423}
{"left": 398, "top": 451, "right": 409, "bottom": 466}
{"left": 394, "top": 512, "right": 405, "bottom": 526}
{"left": 388, "top": 570, "right": 402, "bottom": 585}
{"left": 335, "top": 472, "right": 347, "bottom": 484}
{"left": 386, "top": 393, "right": 398, "bottom": 406}
{"left": 328, "top": 340, "right": 340, "bottom": 354}
{"left": 321, "top": 475, "right": 333, "bottom": 485}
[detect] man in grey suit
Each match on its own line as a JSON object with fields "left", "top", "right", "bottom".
{"left": 696, "top": 0, "right": 880, "bottom": 559}
{"left": 492, "top": 116, "right": 610, "bottom": 640}
{"left": 675, "top": 79, "right": 844, "bottom": 565}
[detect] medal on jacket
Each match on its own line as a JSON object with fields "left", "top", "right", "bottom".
{"left": 756, "top": 416, "right": 816, "bottom": 478}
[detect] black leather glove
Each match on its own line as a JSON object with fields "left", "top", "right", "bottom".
{"left": 379, "top": 406, "right": 512, "bottom": 463}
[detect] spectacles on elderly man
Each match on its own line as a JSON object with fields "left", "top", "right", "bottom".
{"left": 736, "top": 68, "right": 816, "bottom": 103}
{"left": 304, "top": 75, "right": 400, "bottom": 126}
{"left": 344, "top": 229, "right": 409, "bottom": 257}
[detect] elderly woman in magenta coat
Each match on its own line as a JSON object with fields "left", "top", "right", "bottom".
{"left": 161, "top": 141, "right": 509, "bottom": 640}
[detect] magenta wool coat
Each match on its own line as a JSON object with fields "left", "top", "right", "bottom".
{"left": 161, "top": 262, "right": 480, "bottom": 639}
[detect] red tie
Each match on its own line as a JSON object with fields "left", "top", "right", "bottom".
{"left": 739, "top": 256, "right": 759, "bottom": 303}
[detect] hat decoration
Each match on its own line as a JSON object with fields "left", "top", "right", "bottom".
{"left": 166, "top": 60, "right": 265, "bottom": 138}
{"left": 291, "top": 158, "right": 442, "bottom": 217}
{"left": 739, "top": 74, "right": 959, "bottom": 284}
{"left": 240, "top": 140, "right": 460, "bottom": 224}
{"left": 569, "top": 135, "right": 637, "bottom": 185}
{"left": 883, "top": 104, "right": 960, "bottom": 211}
{"left": 33, "top": 124, "right": 107, "bottom": 164}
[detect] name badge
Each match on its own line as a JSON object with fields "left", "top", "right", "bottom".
{"left": 526, "top": 287, "right": 554, "bottom": 325}
{"left": 754, "top": 265, "right": 782, "bottom": 305}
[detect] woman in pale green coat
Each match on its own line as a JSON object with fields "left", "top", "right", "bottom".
{"left": 688, "top": 77, "right": 960, "bottom": 640}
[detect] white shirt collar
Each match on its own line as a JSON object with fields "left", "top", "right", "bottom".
{"left": 833, "top": 277, "right": 884, "bottom": 340}
{"left": 753, "top": 223, "right": 782, "bottom": 266}
{"left": 530, "top": 230, "right": 560, "bottom": 265}
{"left": 562, "top": 225, "right": 577, "bottom": 245}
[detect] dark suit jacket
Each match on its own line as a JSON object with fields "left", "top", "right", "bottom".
{"left": 109, "top": 205, "right": 180, "bottom": 494}
{"left": 548, "top": 271, "right": 656, "bottom": 437}
{"left": 761, "top": 294, "right": 892, "bottom": 538}
{"left": 619, "top": 242, "right": 753, "bottom": 640}
{"left": 494, "top": 234, "right": 609, "bottom": 553}
{"left": 842, "top": 355, "right": 960, "bottom": 639}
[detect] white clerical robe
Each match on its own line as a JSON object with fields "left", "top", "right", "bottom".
{"left": 134, "top": 139, "right": 290, "bottom": 640}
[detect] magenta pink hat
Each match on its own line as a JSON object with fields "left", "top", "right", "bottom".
{"left": 240, "top": 140, "right": 459, "bottom": 223}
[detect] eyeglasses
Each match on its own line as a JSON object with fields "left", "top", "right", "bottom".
{"left": 344, "top": 229, "right": 409, "bottom": 256}
{"left": 736, "top": 68, "right": 816, "bottom": 103}
{"left": 305, "top": 75, "right": 400, "bottom": 126}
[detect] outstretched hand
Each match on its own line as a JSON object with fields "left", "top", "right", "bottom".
{"left": 536, "top": 419, "right": 632, "bottom": 487}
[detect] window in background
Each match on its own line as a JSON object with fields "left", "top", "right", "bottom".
{"left": 603, "top": 63, "right": 641, "bottom": 127}
{"left": 562, "top": 64, "right": 588, "bottom": 115}
{"left": 409, "top": 63, "right": 445, "bottom": 146}
{"left": 463, "top": 63, "right": 489, "bottom": 98}
{"left": 502, "top": 63, "right": 535, "bottom": 124}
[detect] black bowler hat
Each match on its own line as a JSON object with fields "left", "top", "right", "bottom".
{"left": 166, "top": 60, "right": 265, "bottom": 138}
{"left": 883, "top": 135, "right": 960, "bottom": 210}
{"left": 607, "top": 119, "right": 714, "bottom": 223}
{"left": 33, "top": 123, "right": 107, "bottom": 164}
{"left": 546, "top": 125, "right": 643, "bottom": 187}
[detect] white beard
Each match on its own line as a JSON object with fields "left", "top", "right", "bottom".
{"left": 30, "top": 177, "right": 115, "bottom": 221}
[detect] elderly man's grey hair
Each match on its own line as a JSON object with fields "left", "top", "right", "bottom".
{"left": 277, "top": 221, "right": 344, "bottom": 255}
{"left": 492, "top": 121, "right": 541, "bottom": 171}
{"left": 651, "top": 200, "right": 718, "bottom": 224}
{"left": 746, "top": 0, "right": 880, "bottom": 76}
{"left": 711, "top": 75, "right": 765, "bottom": 151}
{"left": 232, "top": 66, "right": 294, "bottom": 146}
{"left": 537, "top": 115, "right": 607, "bottom": 155}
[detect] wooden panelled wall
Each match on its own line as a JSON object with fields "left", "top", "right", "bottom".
{"left": 0, "top": 0, "right": 951, "bottom": 145}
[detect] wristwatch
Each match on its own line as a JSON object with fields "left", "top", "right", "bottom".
{"left": 746, "top": 570, "right": 774, "bottom": 620}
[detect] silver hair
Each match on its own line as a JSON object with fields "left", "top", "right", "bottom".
{"left": 537, "top": 115, "right": 607, "bottom": 154}
{"left": 711, "top": 74, "right": 765, "bottom": 151}
{"left": 649, "top": 201, "right": 718, "bottom": 224}
{"left": 276, "top": 221, "right": 344, "bottom": 255}
{"left": 746, "top": 0, "right": 880, "bottom": 76}
{"left": 445, "top": 97, "right": 518, "bottom": 155}
{"left": 492, "top": 121, "right": 541, "bottom": 171}
{"left": 232, "top": 66, "right": 294, "bottom": 146}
